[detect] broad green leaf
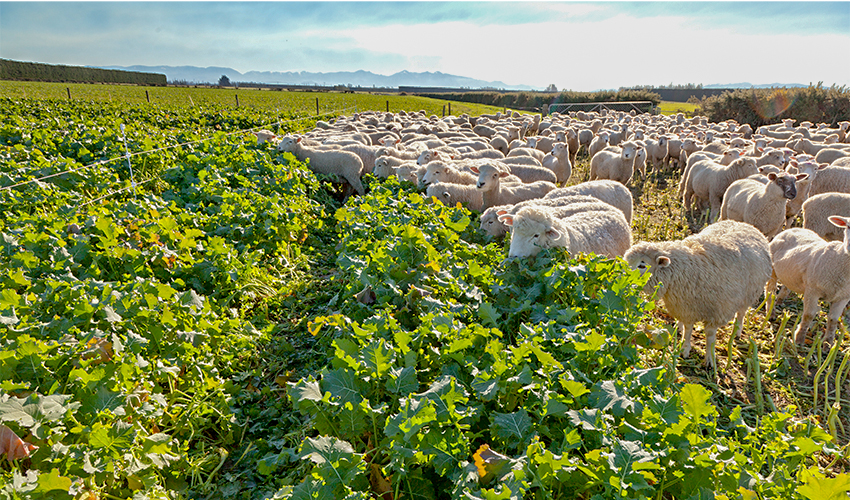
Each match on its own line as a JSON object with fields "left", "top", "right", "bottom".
{"left": 89, "top": 421, "right": 136, "bottom": 458}
{"left": 680, "top": 384, "right": 714, "bottom": 420}
{"left": 492, "top": 409, "right": 532, "bottom": 449}
{"left": 322, "top": 368, "right": 365, "bottom": 405}
{"left": 590, "top": 380, "right": 637, "bottom": 418}
{"left": 386, "top": 366, "right": 418, "bottom": 395}
{"left": 34, "top": 469, "right": 73, "bottom": 497}
{"left": 0, "top": 289, "right": 21, "bottom": 309}
{"left": 360, "top": 340, "right": 395, "bottom": 379}
{"left": 798, "top": 468, "right": 850, "bottom": 500}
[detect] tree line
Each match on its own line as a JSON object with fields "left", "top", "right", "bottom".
{"left": 0, "top": 59, "right": 166, "bottom": 86}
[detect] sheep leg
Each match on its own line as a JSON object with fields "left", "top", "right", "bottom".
{"left": 825, "top": 298, "right": 850, "bottom": 344}
{"left": 765, "top": 272, "right": 778, "bottom": 317}
{"left": 680, "top": 321, "right": 693, "bottom": 358}
{"left": 704, "top": 326, "right": 719, "bottom": 369}
{"left": 794, "top": 293, "right": 821, "bottom": 344}
{"left": 733, "top": 308, "right": 748, "bottom": 339}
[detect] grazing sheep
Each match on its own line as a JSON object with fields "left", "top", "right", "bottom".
{"left": 544, "top": 179, "right": 634, "bottom": 223}
{"left": 479, "top": 194, "right": 607, "bottom": 239}
{"left": 471, "top": 163, "right": 556, "bottom": 210}
{"left": 720, "top": 172, "right": 806, "bottom": 239}
{"left": 499, "top": 204, "right": 631, "bottom": 259}
{"left": 490, "top": 135, "right": 510, "bottom": 155}
{"left": 374, "top": 157, "right": 418, "bottom": 179}
{"left": 277, "top": 135, "right": 364, "bottom": 196}
{"left": 426, "top": 182, "right": 484, "bottom": 211}
{"left": 767, "top": 216, "right": 850, "bottom": 345}
{"left": 589, "top": 142, "right": 645, "bottom": 185}
{"left": 624, "top": 220, "right": 772, "bottom": 368}
{"left": 541, "top": 142, "right": 573, "bottom": 184}
{"left": 803, "top": 193, "right": 850, "bottom": 241}
{"left": 685, "top": 157, "right": 760, "bottom": 219}
{"left": 500, "top": 155, "right": 544, "bottom": 167}
{"left": 254, "top": 129, "right": 278, "bottom": 145}
{"left": 500, "top": 162, "right": 558, "bottom": 184}
{"left": 785, "top": 160, "right": 829, "bottom": 226}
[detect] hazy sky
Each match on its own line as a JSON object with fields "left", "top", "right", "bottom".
{"left": 1, "top": 1, "right": 848, "bottom": 90}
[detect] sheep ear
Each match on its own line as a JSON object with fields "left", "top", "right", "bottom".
{"left": 768, "top": 172, "right": 778, "bottom": 181}
{"left": 546, "top": 228, "right": 562, "bottom": 240}
{"left": 496, "top": 209, "right": 508, "bottom": 216}
{"left": 296, "top": 137, "right": 303, "bottom": 143}
{"left": 499, "top": 171, "right": 512, "bottom": 178}
{"left": 796, "top": 173, "right": 809, "bottom": 181}
{"left": 656, "top": 255, "right": 671, "bottom": 268}
{"left": 758, "top": 147, "right": 764, "bottom": 152}
{"left": 498, "top": 214, "right": 515, "bottom": 226}
{"left": 470, "top": 166, "right": 480, "bottom": 174}
{"left": 828, "top": 216, "right": 849, "bottom": 229}
{"left": 818, "top": 163, "right": 829, "bottom": 170}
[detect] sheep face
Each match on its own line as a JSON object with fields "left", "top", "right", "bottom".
{"left": 624, "top": 244, "right": 670, "bottom": 296}
{"left": 473, "top": 164, "right": 508, "bottom": 191}
{"left": 621, "top": 142, "right": 638, "bottom": 161}
{"left": 421, "top": 162, "right": 448, "bottom": 187}
{"left": 276, "top": 135, "right": 300, "bottom": 153}
{"left": 417, "top": 150, "right": 439, "bottom": 165}
{"left": 500, "top": 211, "right": 561, "bottom": 258}
{"left": 479, "top": 208, "right": 510, "bottom": 238}
{"left": 552, "top": 143, "right": 568, "bottom": 157}
{"left": 769, "top": 172, "right": 806, "bottom": 200}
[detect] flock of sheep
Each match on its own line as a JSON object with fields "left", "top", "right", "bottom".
{"left": 261, "top": 107, "right": 850, "bottom": 369}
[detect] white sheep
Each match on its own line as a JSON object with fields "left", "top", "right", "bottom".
{"left": 541, "top": 142, "right": 572, "bottom": 184}
{"left": 544, "top": 180, "right": 633, "bottom": 223}
{"left": 803, "top": 193, "right": 850, "bottom": 241}
{"left": 809, "top": 166, "right": 850, "bottom": 197}
{"left": 499, "top": 204, "right": 631, "bottom": 259}
{"left": 589, "top": 142, "right": 645, "bottom": 185}
{"left": 426, "top": 182, "right": 484, "bottom": 212}
{"left": 767, "top": 216, "right": 850, "bottom": 344}
{"left": 254, "top": 129, "right": 278, "bottom": 146}
{"left": 720, "top": 171, "right": 806, "bottom": 239}
{"left": 684, "top": 157, "right": 759, "bottom": 218}
{"left": 588, "top": 132, "right": 610, "bottom": 159}
{"left": 499, "top": 162, "right": 558, "bottom": 184}
{"left": 479, "top": 194, "right": 612, "bottom": 239}
{"left": 277, "top": 135, "right": 364, "bottom": 196}
{"left": 420, "top": 161, "right": 478, "bottom": 187}
{"left": 471, "top": 163, "right": 556, "bottom": 210}
{"left": 507, "top": 147, "right": 547, "bottom": 163}
{"left": 624, "top": 220, "right": 772, "bottom": 368}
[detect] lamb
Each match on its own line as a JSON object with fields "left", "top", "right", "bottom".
{"left": 479, "top": 194, "right": 608, "bottom": 239}
{"left": 544, "top": 180, "right": 634, "bottom": 223}
{"left": 426, "top": 182, "right": 484, "bottom": 212}
{"left": 541, "top": 142, "right": 572, "bottom": 184}
{"left": 766, "top": 216, "right": 850, "bottom": 345}
{"left": 645, "top": 136, "right": 669, "bottom": 169}
{"left": 588, "top": 132, "right": 610, "bottom": 159}
{"left": 499, "top": 204, "right": 632, "bottom": 259}
{"left": 277, "top": 135, "right": 364, "bottom": 196}
{"left": 470, "top": 163, "right": 557, "bottom": 210}
{"left": 784, "top": 160, "right": 829, "bottom": 226}
{"left": 420, "top": 161, "right": 478, "bottom": 187}
{"left": 803, "top": 193, "right": 850, "bottom": 241}
{"left": 624, "top": 220, "right": 772, "bottom": 368}
{"left": 589, "top": 142, "right": 645, "bottom": 185}
{"left": 684, "top": 157, "right": 759, "bottom": 218}
{"left": 720, "top": 171, "right": 806, "bottom": 239}
{"left": 373, "top": 156, "right": 417, "bottom": 179}
{"left": 254, "top": 129, "right": 278, "bottom": 145}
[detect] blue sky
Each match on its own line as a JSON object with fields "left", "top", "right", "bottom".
{"left": 1, "top": 2, "right": 848, "bottom": 90}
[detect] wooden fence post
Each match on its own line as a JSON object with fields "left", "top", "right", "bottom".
{"left": 146, "top": 90, "right": 150, "bottom": 103}
{"left": 67, "top": 87, "right": 71, "bottom": 99}
{"left": 448, "top": 103, "right": 451, "bottom": 116}
{"left": 316, "top": 97, "right": 319, "bottom": 116}
{"left": 235, "top": 94, "right": 239, "bottom": 107}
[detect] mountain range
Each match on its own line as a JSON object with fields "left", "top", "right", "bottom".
{"left": 96, "top": 65, "right": 538, "bottom": 90}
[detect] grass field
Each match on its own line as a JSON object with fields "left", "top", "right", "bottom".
{"left": 1, "top": 81, "right": 846, "bottom": 499}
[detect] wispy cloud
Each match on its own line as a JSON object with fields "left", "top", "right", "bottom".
{"left": 1, "top": 2, "right": 847, "bottom": 90}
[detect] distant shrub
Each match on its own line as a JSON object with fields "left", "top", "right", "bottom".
{"left": 697, "top": 84, "right": 850, "bottom": 127}
{"left": 419, "top": 89, "right": 661, "bottom": 111}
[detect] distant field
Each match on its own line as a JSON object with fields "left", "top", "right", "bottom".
{"left": 0, "top": 80, "right": 514, "bottom": 118}
{"left": 657, "top": 100, "right": 700, "bottom": 116}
